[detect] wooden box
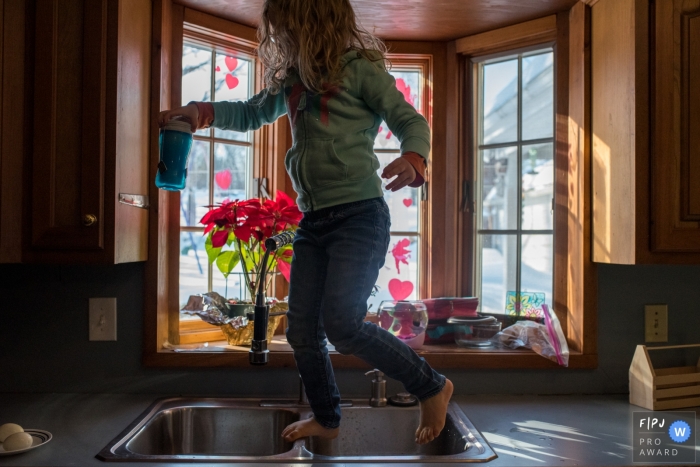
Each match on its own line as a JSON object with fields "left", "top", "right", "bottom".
{"left": 629, "top": 344, "right": 700, "bottom": 410}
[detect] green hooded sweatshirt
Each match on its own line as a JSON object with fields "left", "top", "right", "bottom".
{"left": 211, "top": 50, "right": 431, "bottom": 212}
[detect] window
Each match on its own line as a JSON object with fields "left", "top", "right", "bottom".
{"left": 473, "top": 50, "right": 554, "bottom": 317}
{"left": 178, "top": 44, "right": 256, "bottom": 316}
{"left": 368, "top": 59, "right": 431, "bottom": 312}
{"left": 146, "top": 9, "right": 597, "bottom": 368}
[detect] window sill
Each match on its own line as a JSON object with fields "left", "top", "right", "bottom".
{"left": 145, "top": 336, "right": 598, "bottom": 369}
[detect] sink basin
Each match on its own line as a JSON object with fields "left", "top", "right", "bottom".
{"left": 97, "top": 397, "right": 497, "bottom": 463}
{"left": 307, "top": 405, "right": 478, "bottom": 458}
{"left": 126, "top": 406, "right": 298, "bottom": 457}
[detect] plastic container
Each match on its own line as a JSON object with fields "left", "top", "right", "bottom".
{"left": 375, "top": 300, "right": 428, "bottom": 349}
{"left": 422, "top": 297, "right": 479, "bottom": 320}
{"left": 447, "top": 315, "right": 501, "bottom": 347}
{"left": 156, "top": 118, "right": 193, "bottom": 191}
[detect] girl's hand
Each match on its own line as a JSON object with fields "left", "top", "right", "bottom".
{"left": 381, "top": 155, "right": 417, "bottom": 192}
{"left": 158, "top": 103, "right": 199, "bottom": 133}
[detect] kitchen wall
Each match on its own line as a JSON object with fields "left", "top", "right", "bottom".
{"left": 1, "top": 262, "right": 699, "bottom": 396}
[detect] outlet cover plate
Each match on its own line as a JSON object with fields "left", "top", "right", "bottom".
{"left": 89, "top": 298, "right": 117, "bottom": 341}
{"left": 644, "top": 304, "right": 668, "bottom": 343}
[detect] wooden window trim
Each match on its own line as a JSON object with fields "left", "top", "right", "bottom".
{"left": 453, "top": 10, "right": 598, "bottom": 368}
{"left": 145, "top": 2, "right": 597, "bottom": 369}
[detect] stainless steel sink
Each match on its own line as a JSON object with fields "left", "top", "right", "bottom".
{"left": 97, "top": 397, "right": 497, "bottom": 463}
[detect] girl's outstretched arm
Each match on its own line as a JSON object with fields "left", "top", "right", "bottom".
{"left": 210, "top": 88, "right": 286, "bottom": 131}
{"left": 158, "top": 89, "right": 286, "bottom": 133}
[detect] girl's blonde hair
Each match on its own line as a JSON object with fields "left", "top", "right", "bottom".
{"left": 258, "top": 0, "right": 388, "bottom": 95}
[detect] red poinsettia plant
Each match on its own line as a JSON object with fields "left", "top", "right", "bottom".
{"left": 200, "top": 190, "right": 301, "bottom": 300}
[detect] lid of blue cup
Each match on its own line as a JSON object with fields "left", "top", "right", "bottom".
{"left": 164, "top": 117, "right": 193, "bottom": 134}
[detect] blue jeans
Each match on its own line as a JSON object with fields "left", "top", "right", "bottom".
{"left": 285, "top": 197, "right": 446, "bottom": 429}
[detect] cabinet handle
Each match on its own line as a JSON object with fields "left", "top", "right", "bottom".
{"left": 83, "top": 214, "right": 97, "bottom": 227}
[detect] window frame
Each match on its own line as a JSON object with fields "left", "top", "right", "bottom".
{"left": 471, "top": 48, "right": 556, "bottom": 319}
{"left": 145, "top": 3, "right": 597, "bottom": 369}
{"left": 453, "top": 12, "right": 597, "bottom": 367}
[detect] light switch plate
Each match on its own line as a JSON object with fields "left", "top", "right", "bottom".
{"left": 644, "top": 304, "right": 668, "bottom": 343}
{"left": 89, "top": 298, "right": 117, "bottom": 341}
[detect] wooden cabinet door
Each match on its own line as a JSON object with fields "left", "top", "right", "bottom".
{"left": 652, "top": 0, "right": 700, "bottom": 252}
{"left": 30, "top": 0, "right": 108, "bottom": 252}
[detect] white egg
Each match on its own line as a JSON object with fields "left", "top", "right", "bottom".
{"left": 0, "top": 423, "right": 23, "bottom": 442}
{"left": 2, "top": 432, "right": 33, "bottom": 451}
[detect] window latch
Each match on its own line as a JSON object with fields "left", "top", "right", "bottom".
{"left": 460, "top": 181, "right": 471, "bottom": 212}
{"left": 421, "top": 181, "right": 428, "bottom": 201}
{"left": 254, "top": 177, "right": 271, "bottom": 199}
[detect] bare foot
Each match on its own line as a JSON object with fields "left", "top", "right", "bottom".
{"left": 281, "top": 417, "right": 339, "bottom": 442}
{"left": 415, "top": 378, "right": 454, "bottom": 445}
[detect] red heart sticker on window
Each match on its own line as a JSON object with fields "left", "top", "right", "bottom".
{"left": 225, "top": 56, "right": 238, "bottom": 72}
{"left": 388, "top": 279, "right": 414, "bottom": 301}
{"left": 215, "top": 169, "right": 232, "bottom": 190}
{"left": 225, "top": 74, "right": 239, "bottom": 90}
{"left": 403, "top": 198, "right": 412, "bottom": 207}
{"left": 215, "top": 66, "right": 221, "bottom": 72}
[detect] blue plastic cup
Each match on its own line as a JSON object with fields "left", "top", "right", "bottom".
{"left": 155, "top": 118, "right": 194, "bottom": 191}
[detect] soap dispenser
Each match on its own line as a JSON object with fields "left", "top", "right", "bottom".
{"left": 364, "top": 369, "right": 387, "bottom": 407}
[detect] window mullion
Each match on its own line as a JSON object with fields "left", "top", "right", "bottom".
{"left": 207, "top": 50, "right": 217, "bottom": 294}
{"left": 515, "top": 55, "right": 523, "bottom": 303}
{"left": 479, "top": 137, "right": 553, "bottom": 151}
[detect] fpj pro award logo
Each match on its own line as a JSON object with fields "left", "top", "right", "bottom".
{"left": 633, "top": 412, "right": 696, "bottom": 464}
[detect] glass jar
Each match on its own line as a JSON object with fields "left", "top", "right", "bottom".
{"left": 447, "top": 316, "right": 502, "bottom": 347}
{"left": 375, "top": 300, "right": 429, "bottom": 349}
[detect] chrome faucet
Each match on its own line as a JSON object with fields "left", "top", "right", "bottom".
{"left": 365, "top": 369, "right": 387, "bottom": 407}
{"left": 298, "top": 375, "right": 309, "bottom": 405}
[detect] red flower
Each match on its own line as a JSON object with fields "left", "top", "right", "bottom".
{"left": 211, "top": 229, "right": 229, "bottom": 248}
{"left": 263, "top": 191, "right": 302, "bottom": 231}
{"left": 278, "top": 260, "right": 291, "bottom": 282}
{"left": 200, "top": 199, "right": 261, "bottom": 231}
{"left": 202, "top": 191, "right": 300, "bottom": 291}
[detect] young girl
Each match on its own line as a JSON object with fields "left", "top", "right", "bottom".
{"left": 159, "top": 0, "right": 453, "bottom": 445}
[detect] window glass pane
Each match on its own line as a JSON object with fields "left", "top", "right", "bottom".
{"left": 479, "top": 234, "right": 517, "bottom": 314}
{"left": 520, "top": 234, "right": 553, "bottom": 308}
{"left": 214, "top": 53, "right": 253, "bottom": 142}
{"left": 212, "top": 267, "right": 251, "bottom": 302}
{"left": 376, "top": 152, "right": 419, "bottom": 232}
{"left": 374, "top": 70, "right": 422, "bottom": 150}
{"left": 480, "top": 146, "right": 518, "bottom": 230}
{"left": 182, "top": 45, "right": 212, "bottom": 137}
{"left": 521, "top": 143, "right": 554, "bottom": 230}
{"left": 180, "top": 140, "right": 210, "bottom": 227}
{"left": 482, "top": 59, "right": 518, "bottom": 145}
{"left": 179, "top": 231, "right": 207, "bottom": 314}
{"left": 213, "top": 143, "right": 248, "bottom": 203}
{"left": 368, "top": 235, "right": 419, "bottom": 313}
{"left": 522, "top": 53, "right": 554, "bottom": 140}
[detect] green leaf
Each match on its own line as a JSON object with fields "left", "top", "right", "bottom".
{"left": 204, "top": 235, "right": 221, "bottom": 264}
{"left": 226, "top": 231, "right": 235, "bottom": 247}
{"left": 215, "top": 250, "right": 240, "bottom": 278}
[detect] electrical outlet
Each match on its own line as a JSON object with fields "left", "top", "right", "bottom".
{"left": 644, "top": 304, "right": 668, "bottom": 343}
{"left": 89, "top": 298, "right": 117, "bottom": 341}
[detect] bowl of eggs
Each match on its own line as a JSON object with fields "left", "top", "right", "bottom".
{"left": 0, "top": 423, "right": 51, "bottom": 456}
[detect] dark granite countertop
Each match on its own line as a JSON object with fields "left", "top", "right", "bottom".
{"left": 0, "top": 393, "right": 697, "bottom": 467}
